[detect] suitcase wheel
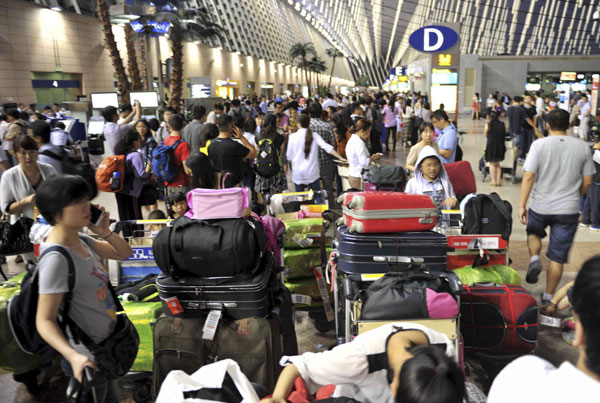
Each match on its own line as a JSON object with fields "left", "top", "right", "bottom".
{"left": 309, "top": 310, "right": 334, "bottom": 333}
{"left": 132, "top": 379, "right": 152, "bottom": 403}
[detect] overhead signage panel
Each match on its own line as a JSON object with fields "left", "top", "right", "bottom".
{"left": 409, "top": 25, "right": 459, "bottom": 53}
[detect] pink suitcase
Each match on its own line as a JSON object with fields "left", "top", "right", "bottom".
{"left": 338, "top": 191, "right": 439, "bottom": 233}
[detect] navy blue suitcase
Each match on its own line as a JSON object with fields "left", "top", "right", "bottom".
{"left": 336, "top": 226, "right": 452, "bottom": 274}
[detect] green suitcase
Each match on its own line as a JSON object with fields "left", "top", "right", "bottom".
{"left": 121, "top": 301, "right": 163, "bottom": 373}
{"left": 283, "top": 248, "right": 331, "bottom": 280}
{"left": 283, "top": 218, "right": 323, "bottom": 249}
{"left": 284, "top": 276, "right": 333, "bottom": 309}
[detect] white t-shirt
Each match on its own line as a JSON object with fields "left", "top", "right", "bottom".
{"left": 286, "top": 127, "right": 333, "bottom": 185}
{"left": 486, "top": 97, "right": 495, "bottom": 108}
{"left": 488, "top": 355, "right": 600, "bottom": 403}
{"left": 103, "top": 122, "right": 132, "bottom": 154}
{"left": 322, "top": 98, "right": 338, "bottom": 110}
{"left": 580, "top": 102, "right": 591, "bottom": 119}
{"left": 346, "top": 134, "right": 370, "bottom": 178}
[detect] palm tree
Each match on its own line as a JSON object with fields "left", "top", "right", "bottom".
{"left": 96, "top": 0, "right": 130, "bottom": 101}
{"left": 326, "top": 47, "right": 344, "bottom": 91}
{"left": 124, "top": 24, "right": 144, "bottom": 91}
{"left": 290, "top": 42, "right": 316, "bottom": 97}
{"left": 307, "top": 56, "right": 327, "bottom": 91}
{"left": 134, "top": 7, "right": 221, "bottom": 111}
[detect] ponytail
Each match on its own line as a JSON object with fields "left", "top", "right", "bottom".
{"left": 304, "top": 128, "right": 313, "bottom": 159}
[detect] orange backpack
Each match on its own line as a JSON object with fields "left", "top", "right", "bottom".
{"left": 95, "top": 155, "right": 126, "bottom": 193}
{"left": 336, "top": 130, "right": 351, "bottom": 159}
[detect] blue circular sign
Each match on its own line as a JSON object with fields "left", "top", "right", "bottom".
{"left": 409, "top": 25, "right": 459, "bottom": 53}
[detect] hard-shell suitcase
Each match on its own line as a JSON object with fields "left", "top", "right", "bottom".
{"left": 337, "top": 226, "right": 451, "bottom": 274}
{"left": 338, "top": 191, "right": 438, "bottom": 233}
{"left": 121, "top": 301, "right": 163, "bottom": 372}
{"left": 156, "top": 254, "right": 276, "bottom": 320}
{"left": 444, "top": 161, "right": 476, "bottom": 199}
{"left": 460, "top": 284, "right": 538, "bottom": 356}
{"left": 152, "top": 315, "right": 283, "bottom": 396}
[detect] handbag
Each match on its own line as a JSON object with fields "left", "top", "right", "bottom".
{"left": 68, "top": 282, "right": 139, "bottom": 380}
{"left": 0, "top": 215, "right": 34, "bottom": 256}
{"left": 185, "top": 187, "right": 252, "bottom": 220}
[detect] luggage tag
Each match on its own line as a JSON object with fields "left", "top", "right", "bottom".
{"left": 539, "top": 315, "right": 562, "bottom": 328}
{"left": 292, "top": 234, "right": 314, "bottom": 248}
{"left": 164, "top": 296, "right": 184, "bottom": 315}
{"left": 202, "top": 309, "right": 222, "bottom": 341}
{"left": 312, "top": 267, "right": 334, "bottom": 322}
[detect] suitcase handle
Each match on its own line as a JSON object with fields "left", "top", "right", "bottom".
{"left": 187, "top": 302, "right": 237, "bottom": 310}
{"left": 373, "top": 256, "right": 425, "bottom": 264}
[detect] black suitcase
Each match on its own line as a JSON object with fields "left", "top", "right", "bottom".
{"left": 157, "top": 254, "right": 276, "bottom": 320}
{"left": 87, "top": 135, "right": 105, "bottom": 155}
{"left": 336, "top": 226, "right": 452, "bottom": 274}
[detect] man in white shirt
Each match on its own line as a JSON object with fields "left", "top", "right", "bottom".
{"left": 579, "top": 94, "right": 591, "bottom": 140}
{"left": 102, "top": 102, "right": 141, "bottom": 154}
{"left": 322, "top": 93, "right": 338, "bottom": 111}
{"left": 205, "top": 103, "right": 224, "bottom": 125}
{"left": 488, "top": 256, "right": 600, "bottom": 403}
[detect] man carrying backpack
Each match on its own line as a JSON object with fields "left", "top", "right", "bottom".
{"left": 159, "top": 114, "right": 191, "bottom": 194}
{"left": 208, "top": 114, "right": 257, "bottom": 188}
{"left": 519, "top": 109, "right": 594, "bottom": 305}
{"left": 228, "top": 99, "right": 247, "bottom": 129}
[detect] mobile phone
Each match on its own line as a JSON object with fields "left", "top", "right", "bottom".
{"left": 90, "top": 205, "right": 104, "bottom": 226}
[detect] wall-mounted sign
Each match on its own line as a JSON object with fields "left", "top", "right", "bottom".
{"left": 215, "top": 79, "right": 239, "bottom": 86}
{"left": 431, "top": 69, "right": 458, "bottom": 85}
{"left": 409, "top": 25, "right": 459, "bottom": 53}
{"left": 32, "top": 79, "right": 80, "bottom": 88}
{"left": 130, "top": 20, "right": 171, "bottom": 35}
{"left": 437, "top": 54, "right": 452, "bottom": 67}
{"left": 560, "top": 72, "right": 577, "bottom": 82}
{"left": 261, "top": 82, "right": 274, "bottom": 89}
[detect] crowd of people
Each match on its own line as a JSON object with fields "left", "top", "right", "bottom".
{"left": 0, "top": 87, "right": 599, "bottom": 402}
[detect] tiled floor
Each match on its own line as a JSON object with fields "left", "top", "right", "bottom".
{"left": 0, "top": 115, "right": 595, "bottom": 401}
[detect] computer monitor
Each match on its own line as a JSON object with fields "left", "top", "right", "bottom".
{"left": 130, "top": 91, "right": 159, "bottom": 108}
{"left": 58, "top": 119, "right": 75, "bottom": 132}
{"left": 87, "top": 118, "right": 105, "bottom": 135}
{"left": 90, "top": 92, "right": 119, "bottom": 109}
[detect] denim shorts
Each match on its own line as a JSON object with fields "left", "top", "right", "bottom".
{"left": 526, "top": 209, "right": 579, "bottom": 264}
{"left": 513, "top": 133, "right": 524, "bottom": 148}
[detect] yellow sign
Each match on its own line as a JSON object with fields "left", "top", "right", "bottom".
{"left": 438, "top": 54, "right": 452, "bottom": 67}
{"left": 398, "top": 75, "right": 408, "bottom": 82}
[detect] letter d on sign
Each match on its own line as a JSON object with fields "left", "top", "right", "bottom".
{"left": 424, "top": 28, "right": 443, "bottom": 52}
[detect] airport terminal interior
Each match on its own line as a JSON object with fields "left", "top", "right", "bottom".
{"left": 1, "top": 0, "right": 600, "bottom": 402}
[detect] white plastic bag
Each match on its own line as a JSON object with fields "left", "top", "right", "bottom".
{"left": 156, "top": 359, "right": 260, "bottom": 403}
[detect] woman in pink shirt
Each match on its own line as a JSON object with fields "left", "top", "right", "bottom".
{"left": 382, "top": 100, "right": 398, "bottom": 152}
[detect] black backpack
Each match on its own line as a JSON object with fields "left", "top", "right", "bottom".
{"left": 255, "top": 138, "right": 280, "bottom": 178}
{"left": 8, "top": 246, "right": 75, "bottom": 358}
{"left": 40, "top": 149, "right": 98, "bottom": 199}
{"left": 232, "top": 108, "right": 245, "bottom": 129}
{"left": 462, "top": 193, "right": 512, "bottom": 240}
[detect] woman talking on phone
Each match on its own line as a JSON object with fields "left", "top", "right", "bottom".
{"left": 345, "top": 119, "right": 381, "bottom": 189}
{"left": 35, "top": 175, "right": 135, "bottom": 403}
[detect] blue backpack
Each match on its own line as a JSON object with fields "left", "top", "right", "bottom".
{"left": 152, "top": 140, "right": 182, "bottom": 184}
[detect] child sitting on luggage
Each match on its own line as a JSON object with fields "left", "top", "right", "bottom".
{"left": 167, "top": 192, "right": 188, "bottom": 219}
{"left": 405, "top": 145, "right": 457, "bottom": 209}
{"left": 147, "top": 209, "right": 167, "bottom": 237}
{"left": 262, "top": 323, "right": 464, "bottom": 403}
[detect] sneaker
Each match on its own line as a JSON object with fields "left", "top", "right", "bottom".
{"left": 540, "top": 293, "right": 551, "bottom": 306}
{"left": 526, "top": 259, "right": 542, "bottom": 284}
{"left": 517, "top": 158, "right": 525, "bottom": 165}
{"left": 580, "top": 222, "right": 590, "bottom": 227}
{"left": 591, "top": 226, "right": 600, "bottom": 232}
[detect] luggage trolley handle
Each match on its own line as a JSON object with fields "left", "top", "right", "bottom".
{"left": 373, "top": 256, "right": 425, "bottom": 265}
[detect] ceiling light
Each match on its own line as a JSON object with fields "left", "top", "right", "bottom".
{"left": 594, "top": 8, "right": 600, "bottom": 20}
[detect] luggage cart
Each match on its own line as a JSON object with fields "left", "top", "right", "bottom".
{"left": 446, "top": 235, "right": 509, "bottom": 270}
{"left": 332, "top": 269, "right": 461, "bottom": 363}
{"left": 108, "top": 219, "right": 171, "bottom": 285}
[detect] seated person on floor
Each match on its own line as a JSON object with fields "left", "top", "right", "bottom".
{"left": 261, "top": 323, "right": 464, "bottom": 403}
{"left": 405, "top": 145, "right": 457, "bottom": 209}
{"left": 488, "top": 256, "right": 600, "bottom": 402}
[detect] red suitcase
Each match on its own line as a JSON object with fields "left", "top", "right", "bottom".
{"left": 460, "top": 284, "right": 538, "bottom": 356}
{"left": 338, "top": 191, "right": 438, "bottom": 233}
{"left": 445, "top": 161, "right": 476, "bottom": 198}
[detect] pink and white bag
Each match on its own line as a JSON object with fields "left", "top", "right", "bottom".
{"left": 185, "top": 187, "right": 252, "bottom": 220}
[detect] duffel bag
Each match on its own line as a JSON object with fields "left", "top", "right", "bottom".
{"left": 153, "top": 216, "right": 266, "bottom": 278}
{"left": 360, "top": 269, "right": 461, "bottom": 321}
{"left": 453, "top": 265, "right": 521, "bottom": 286}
